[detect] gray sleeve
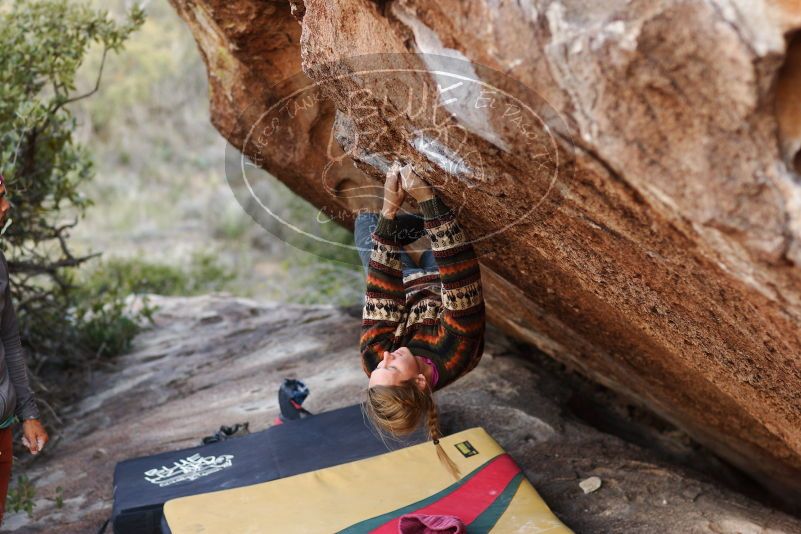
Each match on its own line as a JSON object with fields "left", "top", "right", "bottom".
{"left": 1, "top": 264, "right": 40, "bottom": 421}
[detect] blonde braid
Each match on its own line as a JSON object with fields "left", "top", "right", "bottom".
{"left": 426, "top": 397, "right": 460, "bottom": 479}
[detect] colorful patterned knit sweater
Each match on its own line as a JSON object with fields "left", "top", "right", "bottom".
{"left": 361, "top": 196, "right": 485, "bottom": 390}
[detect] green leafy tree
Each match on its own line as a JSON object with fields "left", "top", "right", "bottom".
{"left": 0, "top": 0, "right": 145, "bottom": 358}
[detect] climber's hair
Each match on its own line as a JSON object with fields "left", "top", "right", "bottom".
{"left": 363, "top": 379, "right": 460, "bottom": 479}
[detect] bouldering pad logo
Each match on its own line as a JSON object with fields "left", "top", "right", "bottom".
{"left": 454, "top": 440, "right": 479, "bottom": 458}
{"left": 144, "top": 453, "right": 234, "bottom": 487}
{"left": 224, "top": 53, "right": 573, "bottom": 265}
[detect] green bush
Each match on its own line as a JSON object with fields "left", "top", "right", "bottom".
{"left": 78, "top": 260, "right": 186, "bottom": 298}
{"left": 280, "top": 255, "right": 363, "bottom": 306}
{"left": 0, "top": 0, "right": 145, "bottom": 360}
{"left": 73, "top": 293, "right": 154, "bottom": 358}
{"left": 77, "top": 253, "right": 235, "bottom": 298}
{"left": 69, "top": 252, "right": 234, "bottom": 356}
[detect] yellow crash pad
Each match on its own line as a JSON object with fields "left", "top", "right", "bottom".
{"left": 163, "top": 427, "right": 572, "bottom": 533}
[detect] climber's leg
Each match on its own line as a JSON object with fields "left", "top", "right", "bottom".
{"left": 354, "top": 211, "right": 424, "bottom": 276}
{"left": 354, "top": 211, "right": 379, "bottom": 276}
{"left": 398, "top": 247, "right": 420, "bottom": 275}
{"left": 407, "top": 235, "right": 437, "bottom": 272}
{"left": 419, "top": 248, "right": 437, "bottom": 272}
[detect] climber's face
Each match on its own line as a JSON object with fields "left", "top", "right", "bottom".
{"left": 369, "top": 347, "right": 422, "bottom": 387}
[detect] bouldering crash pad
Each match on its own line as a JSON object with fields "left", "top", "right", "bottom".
{"left": 163, "top": 427, "right": 572, "bottom": 533}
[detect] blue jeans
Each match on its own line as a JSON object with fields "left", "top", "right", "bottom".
{"left": 354, "top": 212, "right": 437, "bottom": 277}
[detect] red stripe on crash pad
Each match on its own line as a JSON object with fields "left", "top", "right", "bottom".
{"left": 369, "top": 454, "right": 521, "bottom": 533}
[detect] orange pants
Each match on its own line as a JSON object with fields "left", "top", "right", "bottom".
{"left": 0, "top": 427, "right": 12, "bottom": 524}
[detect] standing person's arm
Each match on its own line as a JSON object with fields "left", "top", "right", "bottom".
{"left": 360, "top": 164, "right": 409, "bottom": 374}
{"left": 1, "top": 255, "right": 47, "bottom": 454}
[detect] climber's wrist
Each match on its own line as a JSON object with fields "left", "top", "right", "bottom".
{"left": 411, "top": 185, "right": 435, "bottom": 203}
{"left": 381, "top": 198, "right": 400, "bottom": 219}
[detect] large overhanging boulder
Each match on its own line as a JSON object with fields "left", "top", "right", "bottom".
{"left": 168, "top": 0, "right": 801, "bottom": 506}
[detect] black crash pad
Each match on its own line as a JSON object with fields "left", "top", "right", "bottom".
{"left": 111, "top": 404, "right": 423, "bottom": 534}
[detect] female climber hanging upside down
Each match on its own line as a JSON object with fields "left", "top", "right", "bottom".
{"left": 355, "top": 162, "right": 485, "bottom": 476}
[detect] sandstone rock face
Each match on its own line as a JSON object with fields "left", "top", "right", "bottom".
{"left": 168, "top": 0, "right": 801, "bottom": 505}
{"left": 6, "top": 296, "right": 801, "bottom": 532}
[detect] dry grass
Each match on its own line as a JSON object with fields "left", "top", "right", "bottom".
{"left": 66, "top": 0, "right": 361, "bottom": 305}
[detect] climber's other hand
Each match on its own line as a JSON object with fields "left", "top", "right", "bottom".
{"left": 399, "top": 165, "right": 435, "bottom": 203}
